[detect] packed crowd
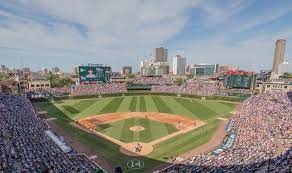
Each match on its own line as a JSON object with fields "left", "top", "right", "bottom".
{"left": 71, "top": 83, "right": 127, "bottom": 96}
{"left": 159, "top": 92, "right": 292, "bottom": 173}
{"left": 152, "top": 81, "right": 220, "bottom": 96}
{"left": 132, "top": 76, "right": 174, "bottom": 85}
{"left": 27, "top": 87, "right": 70, "bottom": 98}
{"left": 0, "top": 95, "right": 103, "bottom": 173}
{"left": 218, "top": 88, "right": 251, "bottom": 96}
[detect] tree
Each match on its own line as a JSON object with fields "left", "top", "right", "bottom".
{"left": 0, "top": 72, "right": 9, "bottom": 81}
{"left": 127, "top": 73, "right": 136, "bottom": 78}
{"left": 280, "top": 73, "right": 292, "bottom": 79}
{"left": 175, "top": 78, "right": 184, "bottom": 85}
{"left": 186, "top": 74, "right": 194, "bottom": 80}
{"left": 48, "top": 74, "right": 74, "bottom": 87}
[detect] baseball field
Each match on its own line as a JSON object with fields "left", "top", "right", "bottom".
{"left": 36, "top": 95, "right": 238, "bottom": 173}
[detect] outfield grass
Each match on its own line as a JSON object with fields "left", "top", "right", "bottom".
{"left": 36, "top": 95, "right": 237, "bottom": 173}
{"left": 50, "top": 95, "right": 236, "bottom": 121}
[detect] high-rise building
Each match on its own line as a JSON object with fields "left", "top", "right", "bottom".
{"left": 153, "top": 47, "right": 168, "bottom": 62}
{"left": 121, "top": 66, "right": 132, "bottom": 75}
{"left": 272, "top": 39, "right": 286, "bottom": 73}
{"left": 172, "top": 55, "right": 186, "bottom": 76}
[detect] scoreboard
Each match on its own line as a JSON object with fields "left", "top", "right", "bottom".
{"left": 78, "top": 64, "right": 111, "bottom": 82}
{"left": 223, "top": 74, "right": 255, "bottom": 89}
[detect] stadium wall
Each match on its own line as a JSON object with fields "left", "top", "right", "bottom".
{"left": 29, "top": 92, "right": 247, "bottom": 103}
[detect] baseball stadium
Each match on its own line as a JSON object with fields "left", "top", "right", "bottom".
{"left": 1, "top": 2, "right": 292, "bottom": 173}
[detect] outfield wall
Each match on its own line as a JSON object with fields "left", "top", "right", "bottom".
{"left": 29, "top": 92, "right": 248, "bottom": 103}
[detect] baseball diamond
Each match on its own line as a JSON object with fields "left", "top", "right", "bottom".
{"left": 36, "top": 95, "right": 238, "bottom": 173}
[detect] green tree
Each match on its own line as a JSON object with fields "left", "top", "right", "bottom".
{"left": 48, "top": 74, "right": 74, "bottom": 87}
{"left": 280, "top": 73, "right": 292, "bottom": 79}
{"left": 0, "top": 72, "right": 9, "bottom": 81}
{"left": 175, "top": 78, "right": 185, "bottom": 85}
{"left": 186, "top": 74, "right": 194, "bottom": 80}
{"left": 127, "top": 73, "right": 136, "bottom": 78}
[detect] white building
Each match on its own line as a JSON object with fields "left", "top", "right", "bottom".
{"left": 255, "top": 81, "right": 292, "bottom": 93}
{"left": 140, "top": 59, "right": 169, "bottom": 76}
{"left": 172, "top": 55, "right": 186, "bottom": 76}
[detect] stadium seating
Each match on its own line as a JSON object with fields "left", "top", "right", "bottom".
{"left": 71, "top": 83, "right": 127, "bottom": 96}
{"left": 27, "top": 87, "right": 70, "bottom": 98}
{"left": 132, "top": 76, "right": 174, "bottom": 85}
{"left": 0, "top": 95, "right": 104, "bottom": 172}
{"left": 152, "top": 81, "right": 220, "bottom": 96}
{"left": 158, "top": 92, "right": 292, "bottom": 173}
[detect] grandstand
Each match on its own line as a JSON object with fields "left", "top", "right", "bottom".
{"left": 0, "top": 95, "right": 105, "bottom": 173}
{"left": 158, "top": 92, "right": 292, "bottom": 173}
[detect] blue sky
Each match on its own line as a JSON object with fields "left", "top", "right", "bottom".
{"left": 0, "top": 0, "right": 292, "bottom": 72}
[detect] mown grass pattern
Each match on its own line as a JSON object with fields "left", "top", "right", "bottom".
{"left": 139, "top": 96, "right": 147, "bottom": 112}
{"left": 152, "top": 96, "right": 172, "bottom": 113}
{"left": 72, "top": 100, "right": 96, "bottom": 112}
{"left": 36, "top": 96, "right": 237, "bottom": 173}
{"left": 99, "top": 97, "right": 124, "bottom": 114}
{"left": 129, "top": 97, "right": 137, "bottom": 112}
{"left": 174, "top": 98, "right": 219, "bottom": 120}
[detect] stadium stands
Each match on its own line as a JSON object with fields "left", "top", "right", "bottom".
{"left": 26, "top": 87, "right": 70, "bottom": 98}
{"left": 132, "top": 76, "right": 174, "bottom": 85}
{"left": 0, "top": 95, "right": 104, "bottom": 172}
{"left": 152, "top": 81, "right": 219, "bottom": 96}
{"left": 158, "top": 92, "right": 292, "bottom": 173}
{"left": 71, "top": 83, "right": 127, "bottom": 96}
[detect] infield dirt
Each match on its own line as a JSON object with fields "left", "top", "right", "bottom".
{"left": 75, "top": 112, "right": 205, "bottom": 156}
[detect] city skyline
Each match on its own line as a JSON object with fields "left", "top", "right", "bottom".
{"left": 1, "top": 1, "right": 292, "bottom": 72}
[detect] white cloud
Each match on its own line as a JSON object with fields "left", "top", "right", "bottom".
{"left": 0, "top": 0, "right": 291, "bottom": 72}
{"left": 0, "top": 0, "right": 196, "bottom": 57}
{"left": 197, "top": 0, "right": 253, "bottom": 26}
{"left": 232, "top": 5, "right": 292, "bottom": 32}
{"left": 0, "top": 0, "right": 200, "bottom": 71}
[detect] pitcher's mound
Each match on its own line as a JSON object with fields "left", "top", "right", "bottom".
{"left": 129, "top": 126, "right": 145, "bottom": 132}
{"left": 120, "top": 142, "right": 153, "bottom": 156}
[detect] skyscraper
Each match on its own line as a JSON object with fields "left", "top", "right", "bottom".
{"left": 153, "top": 47, "right": 168, "bottom": 62}
{"left": 172, "top": 55, "right": 186, "bottom": 76}
{"left": 272, "top": 39, "right": 286, "bottom": 73}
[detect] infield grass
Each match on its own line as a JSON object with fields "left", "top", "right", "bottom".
{"left": 96, "top": 118, "right": 178, "bottom": 143}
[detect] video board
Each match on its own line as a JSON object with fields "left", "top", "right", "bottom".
{"left": 79, "top": 65, "right": 111, "bottom": 82}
